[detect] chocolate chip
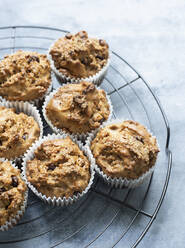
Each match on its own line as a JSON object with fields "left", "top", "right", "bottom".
{"left": 12, "top": 135, "right": 19, "bottom": 145}
{"left": 28, "top": 56, "right": 40, "bottom": 64}
{"left": 73, "top": 95, "right": 84, "bottom": 104}
{"left": 0, "top": 187, "right": 6, "bottom": 193}
{"left": 22, "top": 133, "right": 27, "bottom": 140}
{"left": 136, "top": 136, "right": 144, "bottom": 144}
{"left": 81, "top": 57, "right": 88, "bottom": 65}
{"left": 69, "top": 51, "right": 74, "bottom": 56}
{"left": 0, "top": 140, "right": 2, "bottom": 146}
{"left": 11, "top": 176, "right": 18, "bottom": 187}
{"left": 73, "top": 95, "right": 87, "bottom": 112}
{"left": 99, "top": 39, "right": 106, "bottom": 46}
{"left": 65, "top": 33, "right": 72, "bottom": 39}
{"left": 48, "top": 164, "right": 56, "bottom": 171}
{"left": 5, "top": 204, "right": 9, "bottom": 210}
{"left": 82, "top": 84, "right": 95, "bottom": 94}
{"left": 78, "top": 31, "right": 88, "bottom": 39}
{"left": 96, "top": 55, "right": 104, "bottom": 60}
{"left": 109, "top": 125, "right": 118, "bottom": 130}
{"left": 26, "top": 69, "right": 32, "bottom": 73}
{"left": 100, "top": 117, "right": 105, "bottom": 124}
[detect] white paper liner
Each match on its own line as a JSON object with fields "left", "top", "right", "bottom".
{"left": 86, "top": 119, "right": 159, "bottom": 188}
{"left": 47, "top": 38, "right": 111, "bottom": 85}
{"left": 22, "top": 133, "right": 95, "bottom": 206}
{"left": 42, "top": 84, "right": 113, "bottom": 140}
{"left": 0, "top": 101, "right": 43, "bottom": 163}
{"left": 0, "top": 158, "right": 28, "bottom": 231}
{"left": 0, "top": 72, "right": 54, "bottom": 107}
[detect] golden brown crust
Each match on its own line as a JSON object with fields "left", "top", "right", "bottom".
{"left": 0, "top": 50, "right": 51, "bottom": 101}
{"left": 49, "top": 31, "right": 109, "bottom": 78}
{"left": 0, "top": 161, "right": 27, "bottom": 226}
{"left": 0, "top": 106, "right": 40, "bottom": 159}
{"left": 46, "top": 81, "right": 110, "bottom": 134}
{"left": 26, "top": 137, "right": 90, "bottom": 198}
{"left": 91, "top": 121, "right": 159, "bottom": 179}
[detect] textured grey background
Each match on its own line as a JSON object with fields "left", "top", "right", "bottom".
{"left": 0, "top": 0, "right": 184, "bottom": 247}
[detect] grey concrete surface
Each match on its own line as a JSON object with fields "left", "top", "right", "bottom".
{"left": 0, "top": 0, "right": 184, "bottom": 247}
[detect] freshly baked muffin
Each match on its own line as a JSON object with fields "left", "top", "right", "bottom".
{"left": 0, "top": 160, "right": 27, "bottom": 227}
{"left": 91, "top": 120, "right": 159, "bottom": 180}
{"left": 26, "top": 137, "right": 90, "bottom": 198}
{"left": 0, "top": 106, "right": 40, "bottom": 159}
{"left": 45, "top": 81, "right": 110, "bottom": 134}
{"left": 0, "top": 50, "right": 51, "bottom": 101}
{"left": 49, "top": 31, "right": 109, "bottom": 79}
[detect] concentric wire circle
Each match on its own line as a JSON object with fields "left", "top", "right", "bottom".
{"left": 0, "top": 26, "right": 172, "bottom": 248}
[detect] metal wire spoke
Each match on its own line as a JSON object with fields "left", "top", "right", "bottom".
{"left": 111, "top": 174, "right": 154, "bottom": 248}
{"left": 109, "top": 64, "right": 152, "bottom": 130}
{"left": 106, "top": 77, "right": 135, "bottom": 120}
{"left": 0, "top": 192, "right": 94, "bottom": 244}
{"left": 50, "top": 187, "right": 115, "bottom": 248}
{"left": 0, "top": 26, "right": 172, "bottom": 248}
{"left": 0, "top": 176, "right": 100, "bottom": 243}
{"left": 84, "top": 189, "right": 132, "bottom": 248}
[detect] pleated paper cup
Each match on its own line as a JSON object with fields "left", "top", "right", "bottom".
{"left": 86, "top": 119, "right": 159, "bottom": 188}
{"left": 22, "top": 133, "right": 95, "bottom": 207}
{"left": 48, "top": 40, "right": 111, "bottom": 85}
{"left": 0, "top": 101, "right": 43, "bottom": 163}
{"left": 0, "top": 72, "right": 54, "bottom": 107}
{"left": 0, "top": 158, "right": 28, "bottom": 231}
{"left": 42, "top": 84, "right": 113, "bottom": 140}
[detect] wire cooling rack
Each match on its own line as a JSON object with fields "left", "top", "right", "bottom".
{"left": 0, "top": 26, "right": 172, "bottom": 248}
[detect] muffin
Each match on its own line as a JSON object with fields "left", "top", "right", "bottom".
{"left": 0, "top": 50, "right": 52, "bottom": 102}
{"left": 0, "top": 160, "right": 27, "bottom": 230}
{"left": 44, "top": 81, "right": 111, "bottom": 135}
{"left": 26, "top": 136, "right": 91, "bottom": 199}
{"left": 0, "top": 105, "right": 40, "bottom": 160}
{"left": 49, "top": 31, "right": 110, "bottom": 84}
{"left": 89, "top": 120, "right": 159, "bottom": 187}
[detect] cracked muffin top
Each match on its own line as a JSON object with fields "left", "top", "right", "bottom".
{"left": 0, "top": 106, "right": 40, "bottom": 159}
{"left": 49, "top": 30, "right": 109, "bottom": 78}
{"left": 45, "top": 81, "right": 110, "bottom": 134}
{"left": 0, "top": 160, "right": 27, "bottom": 227}
{"left": 91, "top": 120, "right": 159, "bottom": 179}
{"left": 26, "top": 137, "right": 91, "bottom": 198}
{"left": 0, "top": 50, "right": 51, "bottom": 101}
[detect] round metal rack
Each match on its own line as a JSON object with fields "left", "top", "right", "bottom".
{"left": 0, "top": 26, "right": 172, "bottom": 248}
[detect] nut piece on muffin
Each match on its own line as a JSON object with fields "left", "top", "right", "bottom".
{"left": 45, "top": 81, "right": 110, "bottom": 134}
{"left": 0, "top": 50, "right": 51, "bottom": 101}
{"left": 91, "top": 120, "right": 159, "bottom": 180}
{"left": 26, "top": 137, "right": 90, "bottom": 198}
{"left": 0, "top": 106, "right": 40, "bottom": 159}
{"left": 49, "top": 30, "right": 109, "bottom": 79}
{"left": 0, "top": 160, "right": 27, "bottom": 227}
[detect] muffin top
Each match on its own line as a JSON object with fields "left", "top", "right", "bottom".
{"left": 49, "top": 31, "right": 109, "bottom": 78}
{"left": 0, "top": 160, "right": 27, "bottom": 226}
{"left": 26, "top": 137, "right": 90, "bottom": 198}
{"left": 0, "top": 50, "right": 51, "bottom": 101}
{"left": 0, "top": 106, "right": 40, "bottom": 159}
{"left": 91, "top": 120, "right": 159, "bottom": 179}
{"left": 46, "top": 81, "right": 110, "bottom": 134}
